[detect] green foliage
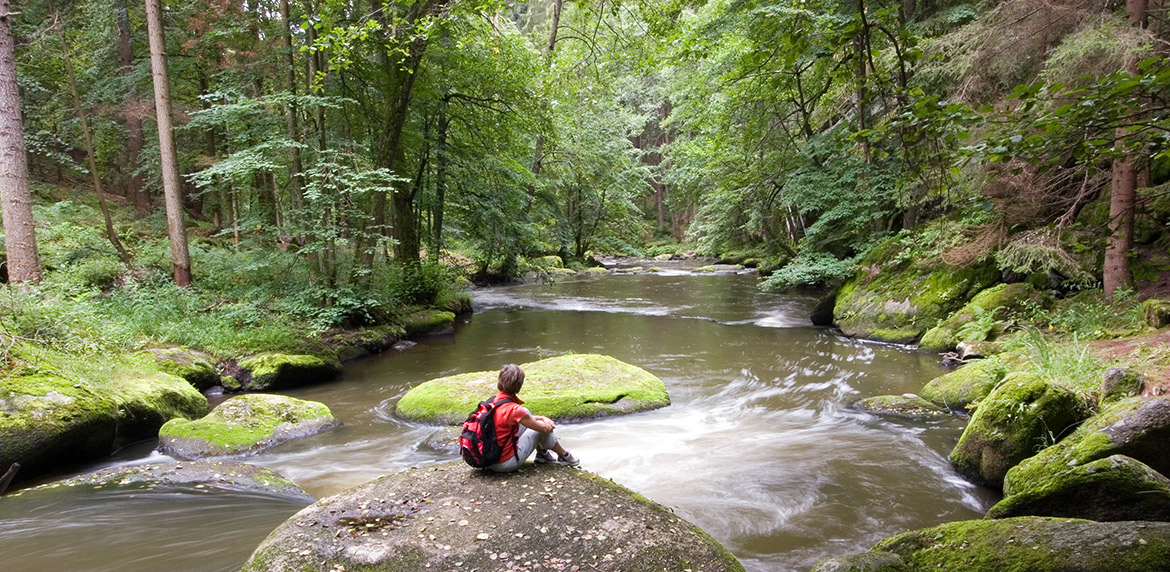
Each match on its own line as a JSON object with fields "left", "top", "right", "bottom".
{"left": 1029, "top": 289, "right": 1145, "bottom": 340}
{"left": 760, "top": 252, "right": 859, "bottom": 291}
{"left": 1001, "top": 328, "right": 1106, "bottom": 402}
{"left": 994, "top": 229, "right": 1096, "bottom": 287}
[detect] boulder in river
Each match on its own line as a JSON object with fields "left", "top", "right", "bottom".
{"left": 814, "top": 517, "right": 1170, "bottom": 572}
{"left": 1004, "top": 396, "right": 1170, "bottom": 495}
{"left": 395, "top": 353, "right": 670, "bottom": 424}
{"left": 159, "top": 393, "right": 338, "bottom": 460}
{"left": 949, "top": 373, "right": 1087, "bottom": 487}
{"left": 852, "top": 394, "right": 954, "bottom": 421}
{"left": 238, "top": 352, "right": 342, "bottom": 391}
{"left": 0, "top": 366, "right": 208, "bottom": 481}
{"left": 241, "top": 462, "right": 745, "bottom": 572}
{"left": 919, "top": 358, "right": 1009, "bottom": 411}
{"left": 24, "top": 460, "right": 313, "bottom": 502}
{"left": 988, "top": 454, "right": 1170, "bottom": 521}
{"left": 403, "top": 309, "right": 457, "bottom": 336}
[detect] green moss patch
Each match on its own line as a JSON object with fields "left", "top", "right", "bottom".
{"left": 989, "top": 454, "right": 1170, "bottom": 521}
{"left": 238, "top": 352, "right": 342, "bottom": 391}
{"left": 403, "top": 309, "right": 456, "bottom": 336}
{"left": 919, "top": 283, "right": 1047, "bottom": 353}
{"left": 158, "top": 393, "right": 337, "bottom": 460}
{"left": 396, "top": 353, "right": 670, "bottom": 425}
{"left": 0, "top": 363, "right": 208, "bottom": 480}
{"left": 145, "top": 347, "right": 220, "bottom": 391}
{"left": 833, "top": 241, "right": 999, "bottom": 344}
{"left": 920, "top": 359, "right": 1011, "bottom": 410}
{"left": 241, "top": 461, "right": 744, "bottom": 572}
{"left": 871, "top": 517, "right": 1170, "bottom": 571}
{"left": 949, "top": 373, "right": 1088, "bottom": 487}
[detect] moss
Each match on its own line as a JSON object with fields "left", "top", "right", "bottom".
{"left": 158, "top": 393, "right": 337, "bottom": 459}
{"left": 396, "top": 353, "right": 671, "bottom": 424}
{"left": 833, "top": 239, "right": 1000, "bottom": 343}
{"left": 402, "top": 309, "right": 456, "bottom": 337}
{"left": 919, "top": 283, "right": 1047, "bottom": 353}
{"left": 1142, "top": 298, "right": 1170, "bottom": 329}
{"left": 435, "top": 290, "right": 473, "bottom": 315}
{"left": 920, "top": 359, "right": 1011, "bottom": 410}
{"left": 988, "top": 454, "right": 1170, "bottom": 521}
{"left": 239, "top": 352, "right": 342, "bottom": 391}
{"left": 871, "top": 517, "right": 1170, "bottom": 571}
{"left": 145, "top": 347, "right": 220, "bottom": 391}
{"left": 854, "top": 395, "right": 954, "bottom": 421}
{"left": 949, "top": 373, "right": 1088, "bottom": 487}
{"left": 811, "top": 551, "right": 907, "bottom": 572}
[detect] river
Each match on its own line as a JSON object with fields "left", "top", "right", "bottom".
{"left": 0, "top": 264, "right": 996, "bottom": 572}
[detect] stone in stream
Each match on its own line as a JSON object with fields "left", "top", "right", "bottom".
{"left": 145, "top": 347, "right": 221, "bottom": 391}
{"left": 852, "top": 394, "right": 954, "bottom": 421}
{"left": 237, "top": 352, "right": 343, "bottom": 392}
{"left": 21, "top": 460, "right": 313, "bottom": 502}
{"left": 395, "top": 353, "right": 670, "bottom": 425}
{"left": 241, "top": 462, "right": 745, "bottom": 572}
{"left": 919, "top": 356, "right": 1010, "bottom": 411}
{"left": 159, "top": 393, "right": 338, "bottom": 460}
{"left": 812, "top": 517, "right": 1170, "bottom": 572}
{"left": 0, "top": 367, "right": 208, "bottom": 482}
{"left": 949, "top": 373, "right": 1088, "bottom": 488}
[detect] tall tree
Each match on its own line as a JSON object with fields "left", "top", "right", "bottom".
{"left": 144, "top": 0, "right": 192, "bottom": 286}
{"left": 117, "top": 0, "right": 151, "bottom": 218}
{"left": 0, "top": 0, "right": 42, "bottom": 283}
{"left": 1103, "top": 0, "right": 1149, "bottom": 300}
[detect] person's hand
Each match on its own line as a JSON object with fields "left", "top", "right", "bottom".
{"left": 536, "top": 415, "right": 555, "bottom": 431}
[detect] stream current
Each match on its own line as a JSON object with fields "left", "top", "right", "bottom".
{"left": 0, "top": 264, "right": 997, "bottom": 572}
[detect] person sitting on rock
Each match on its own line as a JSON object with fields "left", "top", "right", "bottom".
{"left": 488, "top": 363, "right": 580, "bottom": 472}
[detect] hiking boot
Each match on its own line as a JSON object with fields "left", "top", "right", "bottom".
{"left": 534, "top": 449, "right": 555, "bottom": 464}
{"left": 555, "top": 451, "right": 581, "bottom": 467}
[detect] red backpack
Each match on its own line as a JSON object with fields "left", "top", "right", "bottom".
{"left": 459, "top": 396, "right": 514, "bottom": 468}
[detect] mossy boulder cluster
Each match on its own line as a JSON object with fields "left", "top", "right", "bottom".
{"left": 22, "top": 460, "right": 313, "bottom": 501}
{"left": 238, "top": 353, "right": 342, "bottom": 391}
{"left": 145, "top": 347, "right": 221, "bottom": 391}
{"left": 0, "top": 366, "right": 208, "bottom": 480}
{"left": 159, "top": 393, "right": 338, "bottom": 460}
{"left": 396, "top": 354, "right": 670, "bottom": 424}
{"left": 918, "top": 283, "right": 1047, "bottom": 353}
{"left": 813, "top": 517, "right": 1170, "bottom": 572}
{"left": 831, "top": 243, "right": 998, "bottom": 344}
{"left": 949, "top": 373, "right": 1088, "bottom": 487}
{"left": 241, "top": 462, "right": 745, "bottom": 572}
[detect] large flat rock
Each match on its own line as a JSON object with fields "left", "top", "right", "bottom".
{"left": 242, "top": 462, "right": 743, "bottom": 572}
{"left": 396, "top": 354, "right": 670, "bottom": 424}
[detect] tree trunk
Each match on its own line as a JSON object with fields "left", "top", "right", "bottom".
{"left": 60, "top": 26, "right": 133, "bottom": 267}
{"left": 1104, "top": 0, "right": 1148, "bottom": 300}
{"left": 144, "top": 0, "right": 192, "bottom": 286}
{"left": 432, "top": 98, "right": 449, "bottom": 259}
{"left": 280, "top": 0, "right": 304, "bottom": 222}
{"left": 117, "top": 0, "right": 150, "bottom": 218}
{"left": 0, "top": 0, "right": 41, "bottom": 283}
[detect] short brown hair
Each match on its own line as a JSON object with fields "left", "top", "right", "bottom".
{"left": 498, "top": 364, "right": 525, "bottom": 395}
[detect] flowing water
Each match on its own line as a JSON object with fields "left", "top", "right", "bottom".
{"left": 0, "top": 264, "right": 997, "bottom": 572}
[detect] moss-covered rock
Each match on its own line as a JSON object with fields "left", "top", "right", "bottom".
{"left": 950, "top": 373, "right": 1088, "bottom": 487}
{"left": 853, "top": 394, "right": 954, "bottom": 421}
{"left": 1005, "top": 396, "right": 1170, "bottom": 496}
{"left": 0, "top": 364, "right": 208, "bottom": 481}
{"left": 833, "top": 243, "right": 999, "bottom": 344}
{"left": 919, "top": 283, "right": 1046, "bottom": 353}
{"left": 988, "top": 454, "right": 1170, "bottom": 521}
{"left": 25, "top": 460, "right": 313, "bottom": 501}
{"left": 435, "top": 290, "right": 474, "bottom": 315}
{"left": 920, "top": 359, "right": 1010, "bottom": 411}
{"left": 866, "top": 517, "right": 1170, "bottom": 571}
{"left": 403, "top": 309, "right": 456, "bottom": 337}
{"left": 145, "top": 347, "right": 220, "bottom": 391}
{"left": 238, "top": 352, "right": 342, "bottom": 391}
{"left": 1142, "top": 298, "right": 1170, "bottom": 329}
{"left": 240, "top": 462, "right": 745, "bottom": 572}
{"left": 396, "top": 354, "right": 670, "bottom": 425}
{"left": 328, "top": 324, "right": 406, "bottom": 363}
{"left": 811, "top": 551, "right": 907, "bottom": 572}
{"left": 159, "top": 394, "right": 338, "bottom": 460}
{"left": 1100, "top": 367, "right": 1146, "bottom": 405}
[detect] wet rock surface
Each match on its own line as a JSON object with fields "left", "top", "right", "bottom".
{"left": 242, "top": 462, "right": 744, "bottom": 572}
{"left": 24, "top": 460, "right": 313, "bottom": 501}
{"left": 988, "top": 454, "right": 1170, "bottom": 521}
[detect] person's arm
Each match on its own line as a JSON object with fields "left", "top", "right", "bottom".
{"left": 518, "top": 413, "right": 555, "bottom": 433}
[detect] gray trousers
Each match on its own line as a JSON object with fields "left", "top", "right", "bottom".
{"left": 488, "top": 426, "right": 559, "bottom": 473}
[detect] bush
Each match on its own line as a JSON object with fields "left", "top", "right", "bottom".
{"left": 760, "top": 252, "right": 859, "bottom": 291}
